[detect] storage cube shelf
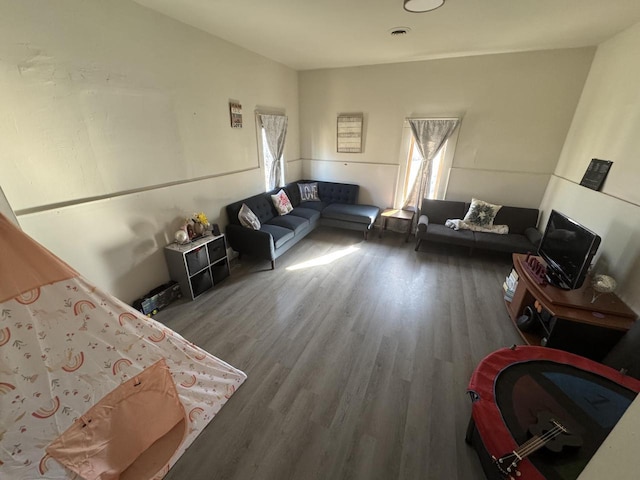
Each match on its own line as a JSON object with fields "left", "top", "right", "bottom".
{"left": 164, "top": 234, "right": 230, "bottom": 300}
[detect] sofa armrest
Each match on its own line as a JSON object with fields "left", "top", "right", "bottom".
{"left": 524, "top": 227, "right": 542, "bottom": 248}
{"left": 417, "top": 215, "right": 429, "bottom": 233}
{"left": 225, "top": 224, "right": 275, "bottom": 260}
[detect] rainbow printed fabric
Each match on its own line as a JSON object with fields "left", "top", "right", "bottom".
{"left": 0, "top": 276, "right": 246, "bottom": 479}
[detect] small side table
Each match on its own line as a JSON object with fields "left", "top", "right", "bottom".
{"left": 379, "top": 208, "right": 415, "bottom": 242}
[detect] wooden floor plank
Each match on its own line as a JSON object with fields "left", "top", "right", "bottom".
{"left": 159, "top": 228, "right": 521, "bottom": 480}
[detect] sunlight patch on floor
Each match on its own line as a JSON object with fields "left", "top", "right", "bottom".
{"left": 286, "top": 245, "right": 360, "bottom": 271}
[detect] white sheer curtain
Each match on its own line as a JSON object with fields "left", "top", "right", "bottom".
{"left": 403, "top": 118, "right": 459, "bottom": 210}
{"left": 259, "top": 114, "right": 288, "bottom": 190}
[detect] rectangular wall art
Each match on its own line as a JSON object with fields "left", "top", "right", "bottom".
{"left": 337, "top": 114, "right": 363, "bottom": 153}
{"left": 580, "top": 158, "right": 613, "bottom": 191}
{"left": 229, "top": 102, "right": 242, "bottom": 128}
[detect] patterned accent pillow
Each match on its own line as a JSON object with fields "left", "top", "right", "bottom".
{"left": 463, "top": 198, "right": 502, "bottom": 227}
{"left": 298, "top": 182, "right": 320, "bottom": 202}
{"left": 238, "top": 203, "right": 261, "bottom": 230}
{"left": 271, "top": 189, "right": 293, "bottom": 216}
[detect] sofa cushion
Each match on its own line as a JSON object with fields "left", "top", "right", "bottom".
{"left": 271, "top": 189, "right": 294, "bottom": 216}
{"left": 420, "top": 199, "right": 467, "bottom": 225}
{"left": 298, "top": 182, "right": 320, "bottom": 202}
{"left": 260, "top": 224, "right": 295, "bottom": 249}
{"left": 463, "top": 198, "right": 502, "bottom": 227}
{"left": 322, "top": 203, "right": 379, "bottom": 225}
{"left": 474, "top": 232, "right": 537, "bottom": 254}
{"left": 493, "top": 206, "right": 539, "bottom": 235}
{"left": 318, "top": 182, "right": 359, "bottom": 204}
{"left": 289, "top": 207, "right": 322, "bottom": 223}
{"left": 266, "top": 214, "right": 309, "bottom": 235}
{"left": 238, "top": 203, "right": 260, "bottom": 230}
{"left": 425, "top": 223, "right": 475, "bottom": 246}
{"left": 299, "top": 201, "right": 327, "bottom": 212}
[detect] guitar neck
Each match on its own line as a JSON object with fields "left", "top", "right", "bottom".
{"left": 515, "top": 422, "right": 565, "bottom": 460}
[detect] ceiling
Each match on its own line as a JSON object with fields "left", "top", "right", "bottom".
{"left": 133, "top": 0, "right": 640, "bottom": 71}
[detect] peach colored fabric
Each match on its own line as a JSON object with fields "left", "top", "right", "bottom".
{"left": 46, "top": 359, "right": 186, "bottom": 480}
{"left": 0, "top": 211, "right": 246, "bottom": 479}
{"left": 0, "top": 213, "right": 77, "bottom": 303}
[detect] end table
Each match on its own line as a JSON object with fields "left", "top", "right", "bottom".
{"left": 379, "top": 208, "right": 415, "bottom": 242}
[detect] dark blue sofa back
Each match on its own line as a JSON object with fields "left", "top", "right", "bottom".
{"left": 227, "top": 180, "right": 361, "bottom": 226}
{"left": 419, "top": 198, "right": 539, "bottom": 234}
{"left": 226, "top": 189, "right": 279, "bottom": 226}
{"left": 285, "top": 180, "right": 359, "bottom": 206}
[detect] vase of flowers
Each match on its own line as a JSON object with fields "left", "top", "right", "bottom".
{"left": 192, "top": 212, "right": 209, "bottom": 237}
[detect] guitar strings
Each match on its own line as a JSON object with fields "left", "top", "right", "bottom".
{"left": 501, "top": 424, "right": 564, "bottom": 464}
{"left": 500, "top": 425, "right": 565, "bottom": 475}
{"left": 514, "top": 424, "right": 565, "bottom": 458}
{"left": 516, "top": 426, "right": 564, "bottom": 458}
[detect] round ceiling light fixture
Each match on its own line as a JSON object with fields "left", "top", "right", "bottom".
{"left": 403, "top": 0, "right": 445, "bottom": 13}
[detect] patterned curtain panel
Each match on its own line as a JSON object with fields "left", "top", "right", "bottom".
{"left": 403, "top": 118, "right": 459, "bottom": 209}
{"left": 259, "top": 114, "right": 288, "bottom": 190}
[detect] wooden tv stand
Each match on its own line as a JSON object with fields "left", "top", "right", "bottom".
{"left": 505, "top": 253, "right": 637, "bottom": 361}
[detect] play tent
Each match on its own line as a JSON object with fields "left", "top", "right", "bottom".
{"left": 0, "top": 213, "right": 246, "bottom": 479}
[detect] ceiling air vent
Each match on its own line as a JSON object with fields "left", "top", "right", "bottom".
{"left": 389, "top": 27, "right": 411, "bottom": 36}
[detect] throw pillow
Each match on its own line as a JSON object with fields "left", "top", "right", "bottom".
{"left": 238, "top": 203, "right": 261, "bottom": 230}
{"left": 271, "top": 189, "right": 293, "bottom": 216}
{"left": 298, "top": 182, "right": 320, "bottom": 202}
{"left": 463, "top": 198, "right": 502, "bottom": 227}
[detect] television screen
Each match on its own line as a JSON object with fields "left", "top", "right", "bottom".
{"left": 538, "top": 210, "right": 601, "bottom": 290}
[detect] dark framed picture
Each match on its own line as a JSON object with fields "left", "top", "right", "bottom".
{"left": 580, "top": 159, "right": 612, "bottom": 191}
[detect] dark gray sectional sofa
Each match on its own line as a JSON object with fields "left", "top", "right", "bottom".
{"left": 415, "top": 199, "right": 542, "bottom": 254}
{"left": 226, "top": 180, "right": 380, "bottom": 268}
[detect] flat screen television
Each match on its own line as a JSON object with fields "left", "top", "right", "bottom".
{"left": 538, "top": 210, "right": 601, "bottom": 290}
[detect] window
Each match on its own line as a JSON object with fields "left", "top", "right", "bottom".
{"left": 404, "top": 136, "right": 448, "bottom": 201}
{"left": 396, "top": 118, "right": 460, "bottom": 209}
{"left": 257, "top": 114, "right": 288, "bottom": 192}
{"left": 261, "top": 127, "right": 283, "bottom": 191}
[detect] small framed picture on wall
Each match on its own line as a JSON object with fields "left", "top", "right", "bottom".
{"left": 229, "top": 102, "right": 242, "bottom": 128}
{"left": 580, "top": 158, "right": 613, "bottom": 191}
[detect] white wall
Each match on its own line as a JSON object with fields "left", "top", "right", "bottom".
{"left": 0, "top": 0, "right": 299, "bottom": 302}
{"left": 538, "top": 24, "right": 640, "bottom": 478}
{"left": 298, "top": 48, "right": 595, "bottom": 209}
{"left": 539, "top": 22, "right": 640, "bottom": 314}
{"left": 0, "top": 185, "right": 19, "bottom": 228}
{"left": 302, "top": 160, "right": 397, "bottom": 208}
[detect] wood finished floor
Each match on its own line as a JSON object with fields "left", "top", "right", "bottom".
{"left": 158, "top": 228, "right": 523, "bottom": 480}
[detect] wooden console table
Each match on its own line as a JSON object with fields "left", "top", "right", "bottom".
{"left": 505, "top": 253, "right": 637, "bottom": 361}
